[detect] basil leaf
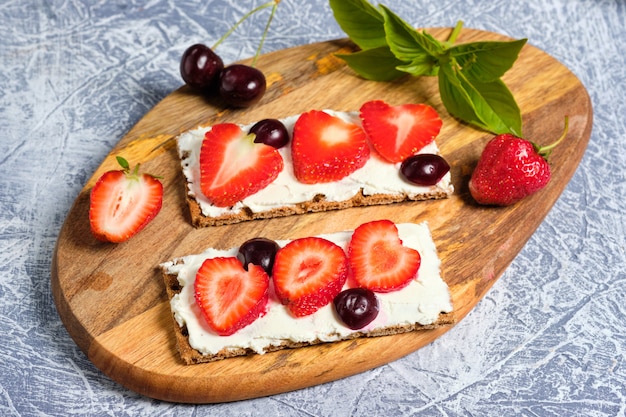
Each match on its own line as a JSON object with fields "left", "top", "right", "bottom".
{"left": 378, "top": 5, "right": 442, "bottom": 76}
{"left": 439, "top": 63, "right": 522, "bottom": 135}
{"left": 449, "top": 39, "right": 527, "bottom": 82}
{"left": 330, "top": 0, "right": 525, "bottom": 137}
{"left": 462, "top": 73, "right": 523, "bottom": 136}
{"left": 329, "top": 0, "right": 387, "bottom": 50}
{"left": 336, "top": 47, "right": 406, "bottom": 81}
{"left": 438, "top": 63, "right": 484, "bottom": 129}
{"left": 396, "top": 54, "right": 440, "bottom": 77}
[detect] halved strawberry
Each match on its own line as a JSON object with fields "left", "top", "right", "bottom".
{"left": 200, "top": 123, "right": 283, "bottom": 207}
{"left": 291, "top": 110, "right": 370, "bottom": 184}
{"left": 359, "top": 100, "right": 442, "bottom": 163}
{"left": 194, "top": 257, "right": 269, "bottom": 336}
{"left": 348, "top": 220, "right": 421, "bottom": 292}
{"left": 89, "top": 156, "right": 163, "bottom": 243}
{"left": 272, "top": 237, "right": 349, "bottom": 317}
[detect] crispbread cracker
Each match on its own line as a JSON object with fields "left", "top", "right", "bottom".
{"left": 186, "top": 188, "right": 450, "bottom": 227}
{"left": 162, "top": 266, "right": 455, "bottom": 364}
{"left": 160, "top": 222, "right": 455, "bottom": 365}
{"left": 176, "top": 110, "right": 454, "bottom": 227}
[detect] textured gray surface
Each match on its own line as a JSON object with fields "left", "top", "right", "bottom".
{"left": 1, "top": 0, "right": 625, "bottom": 415}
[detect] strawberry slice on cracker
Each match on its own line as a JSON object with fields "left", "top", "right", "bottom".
{"left": 200, "top": 123, "right": 283, "bottom": 207}
{"left": 360, "top": 100, "right": 442, "bottom": 163}
{"left": 273, "top": 236, "right": 349, "bottom": 317}
{"left": 194, "top": 257, "right": 270, "bottom": 336}
{"left": 291, "top": 110, "right": 370, "bottom": 184}
{"left": 348, "top": 219, "right": 421, "bottom": 292}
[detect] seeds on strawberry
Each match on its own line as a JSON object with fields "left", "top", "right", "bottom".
{"left": 272, "top": 237, "right": 349, "bottom": 317}
{"left": 89, "top": 156, "right": 163, "bottom": 243}
{"left": 291, "top": 110, "right": 370, "bottom": 184}
{"left": 469, "top": 117, "right": 569, "bottom": 206}
{"left": 200, "top": 123, "right": 283, "bottom": 207}
{"left": 360, "top": 100, "right": 442, "bottom": 163}
{"left": 194, "top": 257, "right": 269, "bottom": 336}
{"left": 348, "top": 220, "right": 420, "bottom": 292}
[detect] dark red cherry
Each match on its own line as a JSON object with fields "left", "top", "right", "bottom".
{"left": 249, "top": 119, "right": 289, "bottom": 149}
{"left": 180, "top": 44, "right": 224, "bottom": 92}
{"left": 219, "top": 64, "right": 266, "bottom": 107}
{"left": 237, "top": 237, "right": 280, "bottom": 275}
{"left": 400, "top": 154, "right": 450, "bottom": 186}
{"left": 333, "top": 288, "right": 379, "bottom": 330}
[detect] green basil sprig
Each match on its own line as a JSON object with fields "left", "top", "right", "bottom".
{"left": 329, "top": 0, "right": 527, "bottom": 136}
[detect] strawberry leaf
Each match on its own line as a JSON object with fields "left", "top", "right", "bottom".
{"left": 116, "top": 156, "right": 130, "bottom": 171}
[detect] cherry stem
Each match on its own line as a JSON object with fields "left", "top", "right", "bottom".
{"left": 211, "top": 0, "right": 277, "bottom": 52}
{"left": 538, "top": 116, "right": 569, "bottom": 157}
{"left": 252, "top": 0, "right": 280, "bottom": 67}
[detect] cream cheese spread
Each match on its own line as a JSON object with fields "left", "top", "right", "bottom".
{"left": 160, "top": 222, "right": 453, "bottom": 357}
{"left": 177, "top": 111, "right": 454, "bottom": 218}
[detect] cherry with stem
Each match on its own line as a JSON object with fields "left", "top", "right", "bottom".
{"left": 180, "top": 0, "right": 281, "bottom": 108}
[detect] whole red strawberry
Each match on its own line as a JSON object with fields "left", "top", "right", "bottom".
{"left": 469, "top": 119, "right": 568, "bottom": 206}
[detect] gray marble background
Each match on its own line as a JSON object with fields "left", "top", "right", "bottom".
{"left": 1, "top": 0, "right": 625, "bottom": 416}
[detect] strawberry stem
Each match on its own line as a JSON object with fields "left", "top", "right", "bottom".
{"left": 211, "top": 0, "right": 278, "bottom": 56}
{"left": 538, "top": 116, "right": 569, "bottom": 158}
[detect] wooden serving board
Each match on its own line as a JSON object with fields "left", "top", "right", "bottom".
{"left": 51, "top": 28, "right": 592, "bottom": 403}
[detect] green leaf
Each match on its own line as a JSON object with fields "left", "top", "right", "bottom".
{"left": 396, "top": 54, "right": 440, "bottom": 77}
{"left": 116, "top": 156, "right": 130, "bottom": 171}
{"left": 329, "top": 0, "right": 387, "bottom": 50}
{"left": 336, "top": 47, "right": 406, "bottom": 81}
{"left": 462, "top": 73, "right": 523, "bottom": 136}
{"left": 438, "top": 63, "right": 522, "bottom": 136}
{"left": 438, "top": 63, "right": 484, "bottom": 129}
{"left": 378, "top": 5, "right": 442, "bottom": 76}
{"left": 449, "top": 38, "right": 527, "bottom": 82}
{"left": 328, "top": 0, "right": 525, "bottom": 136}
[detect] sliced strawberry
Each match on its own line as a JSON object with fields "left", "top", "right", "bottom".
{"left": 200, "top": 123, "right": 283, "bottom": 207}
{"left": 89, "top": 156, "right": 163, "bottom": 243}
{"left": 194, "top": 257, "right": 269, "bottom": 336}
{"left": 291, "top": 110, "right": 370, "bottom": 184}
{"left": 272, "top": 237, "right": 349, "bottom": 317}
{"left": 359, "top": 100, "right": 442, "bottom": 163}
{"left": 348, "top": 220, "right": 421, "bottom": 292}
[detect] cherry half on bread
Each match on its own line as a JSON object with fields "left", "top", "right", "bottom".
{"left": 179, "top": 0, "right": 280, "bottom": 108}
{"left": 333, "top": 288, "right": 379, "bottom": 330}
{"left": 401, "top": 154, "right": 450, "bottom": 186}
{"left": 249, "top": 118, "right": 289, "bottom": 149}
{"left": 237, "top": 237, "right": 280, "bottom": 275}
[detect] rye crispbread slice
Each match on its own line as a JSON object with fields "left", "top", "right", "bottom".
{"left": 186, "top": 188, "right": 451, "bottom": 227}
{"left": 176, "top": 110, "right": 454, "bottom": 228}
{"left": 161, "top": 264, "right": 455, "bottom": 365}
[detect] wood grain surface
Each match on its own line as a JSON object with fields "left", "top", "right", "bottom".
{"left": 51, "top": 28, "right": 592, "bottom": 403}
